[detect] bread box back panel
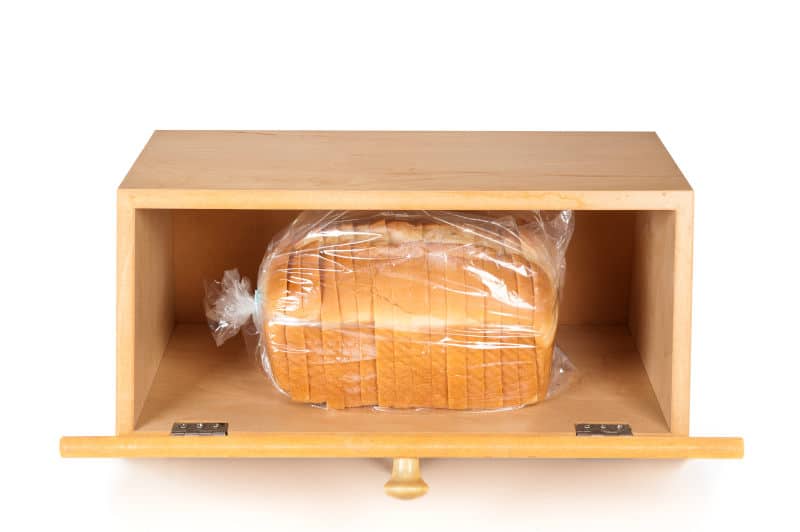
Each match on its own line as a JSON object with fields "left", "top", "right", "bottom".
{"left": 61, "top": 131, "right": 742, "bottom": 465}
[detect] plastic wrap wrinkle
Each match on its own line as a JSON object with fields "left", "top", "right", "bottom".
{"left": 205, "top": 210, "right": 575, "bottom": 411}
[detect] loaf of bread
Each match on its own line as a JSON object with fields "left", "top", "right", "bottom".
{"left": 260, "top": 211, "right": 562, "bottom": 410}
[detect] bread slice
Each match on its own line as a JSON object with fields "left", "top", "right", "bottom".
{"left": 415, "top": 232, "right": 433, "bottom": 408}
{"left": 424, "top": 226, "right": 449, "bottom": 409}
{"left": 481, "top": 250, "right": 504, "bottom": 409}
{"left": 285, "top": 250, "right": 310, "bottom": 402}
{"left": 512, "top": 250, "right": 539, "bottom": 405}
{"left": 497, "top": 250, "right": 521, "bottom": 407}
{"left": 301, "top": 244, "right": 326, "bottom": 404}
{"left": 464, "top": 243, "right": 486, "bottom": 410}
{"left": 335, "top": 222, "right": 365, "bottom": 407}
{"left": 320, "top": 232, "right": 345, "bottom": 409}
{"left": 370, "top": 219, "right": 396, "bottom": 408}
{"left": 264, "top": 250, "right": 291, "bottom": 393}
{"left": 387, "top": 221, "right": 431, "bottom": 408}
{"left": 386, "top": 221, "right": 415, "bottom": 408}
{"left": 353, "top": 222, "right": 378, "bottom": 405}
{"left": 444, "top": 243, "right": 468, "bottom": 410}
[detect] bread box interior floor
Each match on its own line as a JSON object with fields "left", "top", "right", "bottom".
{"left": 130, "top": 209, "right": 676, "bottom": 436}
{"left": 135, "top": 322, "right": 668, "bottom": 434}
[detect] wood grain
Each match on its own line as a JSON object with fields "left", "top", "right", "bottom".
{"left": 117, "top": 198, "right": 175, "bottom": 433}
{"left": 61, "top": 434, "right": 744, "bottom": 459}
{"left": 115, "top": 193, "right": 135, "bottom": 433}
{"left": 629, "top": 211, "right": 675, "bottom": 431}
{"left": 671, "top": 200, "right": 694, "bottom": 434}
{"left": 122, "top": 188, "right": 691, "bottom": 211}
{"left": 627, "top": 203, "right": 693, "bottom": 435}
{"left": 121, "top": 131, "right": 690, "bottom": 193}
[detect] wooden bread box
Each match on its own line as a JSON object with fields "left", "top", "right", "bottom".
{"left": 60, "top": 131, "right": 743, "bottom": 499}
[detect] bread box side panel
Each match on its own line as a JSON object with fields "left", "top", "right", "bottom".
{"left": 628, "top": 199, "right": 693, "bottom": 435}
{"left": 117, "top": 195, "right": 175, "bottom": 434}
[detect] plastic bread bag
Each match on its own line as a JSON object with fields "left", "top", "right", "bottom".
{"left": 204, "top": 210, "right": 575, "bottom": 410}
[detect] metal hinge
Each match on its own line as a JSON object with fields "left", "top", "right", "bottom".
{"left": 575, "top": 423, "right": 633, "bottom": 436}
{"left": 171, "top": 422, "right": 229, "bottom": 436}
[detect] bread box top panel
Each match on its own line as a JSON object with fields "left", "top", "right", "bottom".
{"left": 120, "top": 131, "right": 691, "bottom": 193}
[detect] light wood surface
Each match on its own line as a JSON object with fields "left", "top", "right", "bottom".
{"left": 118, "top": 132, "right": 692, "bottom": 210}
{"left": 60, "top": 434, "right": 743, "bottom": 459}
{"left": 121, "top": 131, "right": 690, "bottom": 192}
{"left": 133, "top": 323, "right": 669, "bottom": 434}
{"left": 132, "top": 210, "right": 174, "bottom": 427}
{"left": 629, "top": 211, "right": 677, "bottom": 431}
{"left": 118, "top": 204, "right": 177, "bottom": 433}
{"left": 561, "top": 212, "right": 634, "bottom": 325}
{"left": 116, "top": 193, "right": 135, "bottom": 433}
{"left": 384, "top": 458, "right": 428, "bottom": 500}
{"left": 121, "top": 188, "right": 691, "bottom": 211}
{"left": 670, "top": 202, "right": 694, "bottom": 435}
{"left": 628, "top": 208, "right": 693, "bottom": 435}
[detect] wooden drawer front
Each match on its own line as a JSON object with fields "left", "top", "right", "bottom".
{"left": 61, "top": 434, "right": 743, "bottom": 459}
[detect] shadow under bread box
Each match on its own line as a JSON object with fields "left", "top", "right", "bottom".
{"left": 60, "top": 131, "right": 743, "bottom": 497}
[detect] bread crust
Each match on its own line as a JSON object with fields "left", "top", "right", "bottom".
{"left": 533, "top": 262, "right": 556, "bottom": 399}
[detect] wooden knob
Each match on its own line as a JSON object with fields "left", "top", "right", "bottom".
{"left": 384, "top": 458, "right": 428, "bottom": 499}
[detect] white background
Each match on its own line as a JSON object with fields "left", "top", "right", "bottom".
{"left": 2, "top": 1, "right": 798, "bottom": 530}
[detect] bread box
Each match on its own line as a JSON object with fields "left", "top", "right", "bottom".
{"left": 60, "top": 131, "right": 743, "bottom": 498}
